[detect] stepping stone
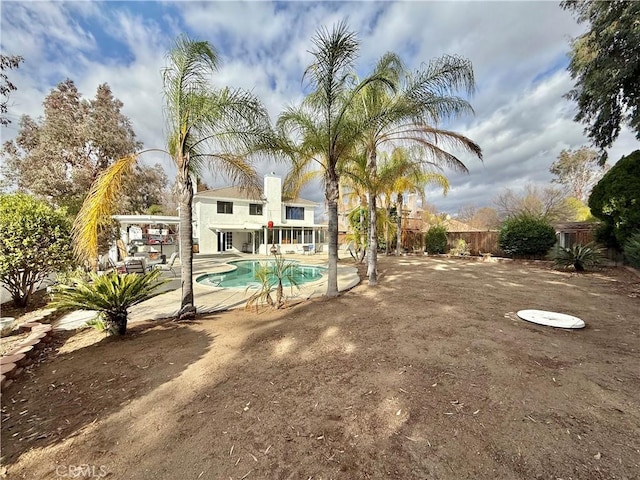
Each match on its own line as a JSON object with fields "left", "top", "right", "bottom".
{"left": 0, "top": 353, "right": 25, "bottom": 366}
{"left": 27, "top": 331, "right": 47, "bottom": 341}
{"left": 0, "top": 363, "right": 16, "bottom": 378}
{"left": 33, "top": 324, "right": 53, "bottom": 334}
{"left": 9, "top": 345, "right": 34, "bottom": 356}
{"left": 0, "top": 375, "right": 12, "bottom": 389}
{"left": 18, "top": 322, "right": 41, "bottom": 333}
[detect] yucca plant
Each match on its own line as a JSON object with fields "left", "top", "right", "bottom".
{"left": 245, "top": 255, "right": 300, "bottom": 311}
{"left": 50, "top": 270, "right": 167, "bottom": 335}
{"left": 623, "top": 231, "right": 640, "bottom": 269}
{"left": 552, "top": 242, "right": 604, "bottom": 272}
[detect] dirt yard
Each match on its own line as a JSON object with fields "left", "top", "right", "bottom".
{"left": 1, "top": 257, "right": 639, "bottom": 479}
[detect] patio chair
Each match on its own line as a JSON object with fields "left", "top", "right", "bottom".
{"left": 124, "top": 258, "right": 146, "bottom": 274}
{"left": 153, "top": 252, "right": 179, "bottom": 277}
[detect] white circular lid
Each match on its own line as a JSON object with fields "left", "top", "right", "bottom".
{"left": 517, "top": 309, "right": 585, "bottom": 329}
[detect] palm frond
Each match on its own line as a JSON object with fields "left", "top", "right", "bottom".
{"left": 73, "top": 154, "right": 138, "bottom": 264}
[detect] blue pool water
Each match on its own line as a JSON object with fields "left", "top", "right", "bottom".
{"left": 196, "top": 260, "right": 326, "bottom": 288}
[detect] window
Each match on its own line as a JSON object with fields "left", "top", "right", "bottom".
{"left": 249, "top": 203, "right": 263, "bottom": 216}
{"left": 217, "top": 201, "right": 233, "bottom": 214}
{"left": 285, "top": 206, "right": 304, "bottom": 220}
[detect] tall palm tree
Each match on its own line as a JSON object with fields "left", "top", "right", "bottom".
{"left": 73, "top": 35, "right": 272, "bottom": 319}
{"left": 277, "top": 22, "right": 382, "bottom": 297}
{"left": 377, "top": 148, "right": 450, "bottom": 254}
{"left": 352, "top": 54, "right": 482, "bottom": 285}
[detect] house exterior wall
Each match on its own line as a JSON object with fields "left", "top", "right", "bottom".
{"left": 192, "top": 175, "right": 324, "bottom": 255}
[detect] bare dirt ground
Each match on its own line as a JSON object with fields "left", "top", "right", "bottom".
{"left": 1, "top": 256, "right": 639, "bottom": 480}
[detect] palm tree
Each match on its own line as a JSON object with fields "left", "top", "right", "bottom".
{"left": 351, "top": 53, "right": 482, "bottom": 285}
{"left": 73, "top": 35, "right": 272, "bottom": 319}
{"left": 50, "top": 270, "right": 166, "bottom": 335}
{"left": 277, "top": 22, "right": 381, "bottom": 297}
{"left": 377, "top": 148, "right": 450, "bottom": 254}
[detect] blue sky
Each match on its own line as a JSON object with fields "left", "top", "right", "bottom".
{"left": 1, "top": 1, "right": 637, "bottom": 217}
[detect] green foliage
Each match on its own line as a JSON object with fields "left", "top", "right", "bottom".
{"left": 345, "top": 207, "right": 367, "bottom": 262}
{"left": 1, "top": 54, "right": 24, "bottom": 126}
{"left": 424, "top": 225, "right": 448, "bottom": 254}
{"left": 50, "top": 270, "right": 166, "bottom": 335}
{"left": 623, "top": 231, "right": 640, "bottom": 269}
{"left": 562, "top": 1, "right": 640, "bottom": 162}
{"left": 552, "top": 242, "right": 604, "bottom": 272}
{"left": 245, "top": 255, "right": 300, "bottom": 311}
{"left": 0, "top": 193, "right": 74, "bottom": 307}
{"left": 498, "top": 214, "right": 556, "bottom": 258}
{"left": 450, "top": 238, "right": 470, "bottom": 257}
{"left": 588, "top": 150, "right": 640, "bottom": 248}
{"left": 0, "top": 80, "right": 145, "bottom": 215}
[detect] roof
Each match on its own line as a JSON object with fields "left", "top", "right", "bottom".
{"left": 196, "top": 186, "right": 263, "bottom": 201}
{"left": 285, "top": 197, "right": 319, "bottom": 206}
{"left": 444, "top": 218, "right": 487, "bottom": 232}
{"left": 196, "top": 187, "right": 318, "bottom": 206}
{"left": 554, "top": 221, "right": 600, "bottom": 232}
{"left": 113, "top": 214, "right": 180, "bottom": 225}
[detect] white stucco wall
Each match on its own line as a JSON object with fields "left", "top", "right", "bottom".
{"left": 192, "top": 174, "right": 322, "bottom": 255}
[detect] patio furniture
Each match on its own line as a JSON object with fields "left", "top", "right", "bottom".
{"left": 124, "top": 257, "right": 146, "bottom": 274}
{"left": 153, "top": 252, "right": 179, "bottom": 277}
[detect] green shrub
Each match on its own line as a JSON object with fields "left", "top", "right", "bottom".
{"left": 498, "top": 214, "right": 556, "bottom": 257}
{"left": 552, "top": 242, "right": 604, "bottom": 272}
{"left": 624, "top": 231, "right": 640, "bottom": 269}
{"left": 50, "top": 270, "right": 166, "bottom": 335}
{"left": 589, "top": 150, "right": 640, "bottom": 247}
{"left": 450, "top": 238, "right": 470, "bottom": 256}
{"left": 424, "top": 225, "right": 448, "bottom": 254}
{"left": 0, "top": 193, "right": 74, "bottom": 307}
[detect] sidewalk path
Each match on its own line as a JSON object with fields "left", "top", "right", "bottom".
{"left": 54, "top": 254, "right": 360, "bottom": 330}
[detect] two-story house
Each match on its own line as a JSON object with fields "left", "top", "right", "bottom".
{"left": 192, "top": 173, "right": 327, "bottom": 255}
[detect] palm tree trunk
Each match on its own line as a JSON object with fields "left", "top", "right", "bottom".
{"left": 177, "top": 156, "right": 197, "bottom": 320}
{"left": 108, "top": 311, "right": 128, "bottom": 336}
{"left": 326, "top": 172, "right": 339, "bottom": 298}
{"left": 396, "top": 192, "right": 403, "bottom": 256}
{"left": 367, "top": 151, "right": 378, "bottom": 285}
{"left": 385, "top": 203, "right": 391, "bottom": 255}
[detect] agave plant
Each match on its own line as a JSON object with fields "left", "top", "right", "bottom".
{"left": 245, "top": 254, "right": 300, "bottom": 311}
{"left": 623, "top": 231, "right": 640, "bottom": 269}
{"left": 50, "top": 270, "right": 166, "bottom": 335}
{"left": 552, "top": 242, "right": 604, "bottom": 272}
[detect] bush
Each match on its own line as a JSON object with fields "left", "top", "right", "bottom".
{"left": 624, "top": 231, "right": 640, "bottom": 269}
{"left": 424, "top": 225, "right": 448, "bottom": 254}
{"left": 498, "top": 214, "right": 556, "bottom": 257}
{"left": 50, "top": 270, "right": 166, "bottom": 335}
{"left": 588, "top": 150, "right": 640, "bottom": 247}
{"left": 0, "top": 193, "right": 74, "bottom": 307}
{"left": 450, "top": 238, "right": 470, "bottom": 256}
{"left": 552, "top": 242, "right": 604, "bottom": 272}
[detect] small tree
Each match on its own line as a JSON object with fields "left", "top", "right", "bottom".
{"left": 424, "top": 225, "right": 448, "bottom": 254}
{"left": 0, "top": 193, "right": 74, "bottom": 307}
{"left": 245, "top": 255, "right": 300, "bottom": 311}
{"left": 588, "top": 150, "right": 640, "bottom": 248}
{"left": 498, "top": 214, "right": 556, "bottom": 258}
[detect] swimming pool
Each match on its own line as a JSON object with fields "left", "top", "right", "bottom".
{"left": 196, "top": 260, "right": 326, "bottom": 288}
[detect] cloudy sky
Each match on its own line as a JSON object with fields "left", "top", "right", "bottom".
{"left": 1, "top": 0, "right": 637, "bottom": 217}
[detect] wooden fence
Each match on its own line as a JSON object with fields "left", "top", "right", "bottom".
{"left": 446, "top": 231, "right": 504, "bottom": 256}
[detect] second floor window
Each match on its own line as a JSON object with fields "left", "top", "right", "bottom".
{"left": 249, "top": 203, "right": 263, "bottom": 215}
{"left": 285, "top": 206, "right": 304, "bottom": 220}
{"left": 217, "top": 201, "right": 233, "bottom": 214}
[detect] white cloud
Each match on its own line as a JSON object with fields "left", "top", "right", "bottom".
{"left": 1, "top": 0, "right": 635, "bottom": 215}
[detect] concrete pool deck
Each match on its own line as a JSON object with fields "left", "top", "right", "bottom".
{"left": 54, "top": 252, "right": 361, "bottom": 331}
